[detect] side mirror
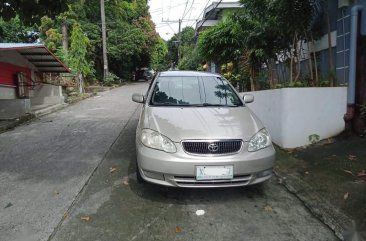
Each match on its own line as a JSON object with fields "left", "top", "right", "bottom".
{"left": 243, "top": 94, "right": 254, "bottom": 104}
{"left": 132, "top": 93, "right": 145, "bottom": 103}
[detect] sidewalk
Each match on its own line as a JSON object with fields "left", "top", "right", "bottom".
{"left": 0, "top": 92, "right": 98, "bottom": 134}
{"left": 275, "top": 135, "right": 366, "bottom": 241}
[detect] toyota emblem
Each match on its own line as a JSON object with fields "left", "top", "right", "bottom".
{"left": 208, "top": 143, "right": 219, "bottom": 152}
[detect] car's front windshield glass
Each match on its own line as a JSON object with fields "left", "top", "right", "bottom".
{"left": 150, "top": 76, "right": 243, "bottom": 107}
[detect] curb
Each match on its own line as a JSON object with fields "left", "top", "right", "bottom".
{"left": 274, "top": 169, "right": 352, "bottom": 240}
{"left": 0, "top": 113, "right": 36, "bottom": 133}
{"left": 33, "top": 103, "right": 68, "bottom": 117}
{"left": 0, "top": 104, "right": 68, "bottom": 134}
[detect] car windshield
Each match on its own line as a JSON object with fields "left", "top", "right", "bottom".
{"left": 150, "top": 76, "right": 243, "bottom": 107}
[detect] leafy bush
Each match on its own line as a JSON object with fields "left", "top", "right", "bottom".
{"left": 104, "top": 72, "right": 121, "bottom": 86}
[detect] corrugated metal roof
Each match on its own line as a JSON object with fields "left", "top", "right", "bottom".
{"left": 0, "top": 43, "right": 70, "bottom": 73}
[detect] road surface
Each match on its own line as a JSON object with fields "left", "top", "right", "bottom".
{"left": 0, "top": 82, "right": 338, "bottom": 241}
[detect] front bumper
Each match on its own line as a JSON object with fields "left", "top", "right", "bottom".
{"left": 136, "top": 141, "right": 275, "bottom": 188}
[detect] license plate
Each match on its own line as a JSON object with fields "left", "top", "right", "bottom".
{"left": 196, "top": 166, "right": 234, "bottom": 180}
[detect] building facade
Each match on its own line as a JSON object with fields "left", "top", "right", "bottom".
{"left": 0, "top": 43, "right": 69, "bottom": 119}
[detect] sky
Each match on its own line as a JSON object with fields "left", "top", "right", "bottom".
{"left": 148, "top": 0, "right": 232, "bottom": 41}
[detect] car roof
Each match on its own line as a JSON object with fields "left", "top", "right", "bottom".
{"left": 159, "top": 71, "right": 221, "bottom": 78}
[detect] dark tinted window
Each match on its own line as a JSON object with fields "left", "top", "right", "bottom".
{"left": 150, "top": 76, "right": 242, "bottom": 107}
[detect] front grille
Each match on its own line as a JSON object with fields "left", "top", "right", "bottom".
{"left": 182, "top": 140, "right": 242, "bottom": 155}
{"left": 174, "top": 174, "right": 252, "bottom": 187}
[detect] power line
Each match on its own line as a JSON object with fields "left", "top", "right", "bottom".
{"left": 191, "top": 0, "right": 211, "bottom": 25}
{"left": 181, "top": 0, "right": 190, "bottom": 20}
{"left": 194, "top": 0, "right": 223, "bottom": 30}
{"left": 183, "top": 0, "right": 195, "bottom": 19}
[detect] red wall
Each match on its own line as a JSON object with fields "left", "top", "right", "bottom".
{"left": 0, "top": 62, "right": 32, "bottom": 87}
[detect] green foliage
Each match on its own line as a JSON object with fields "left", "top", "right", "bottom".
{"left": 198, "top": 0, "right": 324, "bottom": 86}
{"left": 198, "top": 19, "right": 243, "bottom": 65}
{"left": 221, "top": 63, "right": 245, "bottom": 89}
{"left": 68, "top": 23, "right": 94, "bottom": 78}
{"left": 44, "top": 28, "right": 62, "bottom": 52}
{"left": 0, "top": 16, "right": 33, "bottom": 42}
{"left": 178, "top": 47, "right": 203, "bottom": 71}
{"left": 1, "top": 0, "right": 166, "bottom": 82}
{"left": 167, "top": 26, "right": 198, "bottom": 69}
{"left": 151, "top": 38, "right": 169, "bottom": 71}
{"left": 0, "top": 0, "right": 68, "bottom": 25}
{"left": 104, "top": 72, "right": 121, "bottom": 86}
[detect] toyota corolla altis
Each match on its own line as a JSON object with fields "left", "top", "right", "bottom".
{"left": 132, "top": 71, "right": 275, "bottom": 188}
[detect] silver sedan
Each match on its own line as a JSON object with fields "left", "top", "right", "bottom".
{"left": 132, "top": 71, "right": 275, "bottom": 188}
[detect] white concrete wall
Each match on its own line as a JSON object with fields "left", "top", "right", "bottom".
{"left": 0, "top": 99, "right": 31, "bottom": 119}
{"left": 30, "top": 84, "right": 64, "bottom": 106}
{"left": 242, "top": 87, "right": 347, "bottom": 148}
{"left": 0, "top": 86, "right": 16, "bottom": 99}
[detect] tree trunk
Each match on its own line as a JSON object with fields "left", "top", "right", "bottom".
{"left": 62, "top": 21, "right": 68, "bottom": 53}
{"left": 295, "top": 35, "right": 302, "bottom": 81}
{"left": 290, "top": 34, "right": 296, "bottom": 83}
{"left": 311, "top": 32, "right": 319, "bottom": 85}
{"left": 250, "top": 67, "right": 255, "bottom": 91}
{"left": 305, "top": 32, "right": 314, "bottom": 83}
{"left": 78, "top": 73, "right": 84, "bottom": 94}
{"left": 326, "top": 13, "right": 335, "bottom": 86}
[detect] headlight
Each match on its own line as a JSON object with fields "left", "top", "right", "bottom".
{"left": 248, "top": 128, "right": 271, "bottom": 152}
{"left": 141, "top": 129, "right": 177, "bottom": 153}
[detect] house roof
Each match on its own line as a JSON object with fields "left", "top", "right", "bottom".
{"left": 203, "top": 1, "right": 242, "bottom": 19}
{"left": 196, "top": 1, "right": 242, "bottom": 32}
{"left": 0, "top": 43, "right": 70, "bottom": 73}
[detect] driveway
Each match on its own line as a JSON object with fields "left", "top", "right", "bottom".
{"left": 1, "top": 82, "right": 338, "bottom": 241}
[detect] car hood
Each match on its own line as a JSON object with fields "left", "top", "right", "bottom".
{"left": 142, "top": 106, "right": 263, "bottom": 142}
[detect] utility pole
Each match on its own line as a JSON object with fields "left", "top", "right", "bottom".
{"left": 177, "top": 19, "right": 182, "bottom": 63}
{"left": 162, "top": 18, "right": 195, "bottom": 68}
{"left": 100, "top": 0, "right": 108, "bottom": 82}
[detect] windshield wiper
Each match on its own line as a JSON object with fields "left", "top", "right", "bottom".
{"left": 151, "top": 103, "right": 242, "bottom": 107}
{"left": 193, "top": 103, "right": 242, "bottom": 107}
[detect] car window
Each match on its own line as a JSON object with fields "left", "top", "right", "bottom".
{"left": 201, "top": 76, "right": 242, "bottom": 106}
{"left": 150, "top": 76, "right": 243, "bottom": 107}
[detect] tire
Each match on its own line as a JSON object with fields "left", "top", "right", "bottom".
{"left": 136, "top": 161, "right": 145, "bottom": 183}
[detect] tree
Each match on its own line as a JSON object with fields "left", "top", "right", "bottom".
{"left": 68, "top": 23, "right": 94, "bottom": 93}
{"left": 1, "top": 0, "right": 164, "bottom": 82}
{"left": 198, "top": 19, "right": 243, "bottom": 65}
{"left": 198, "top": 0, "right": 323, "bottom": 89}
{"left": 167, "top": 26, "right": 200, "bottom": 69}
{"left": 0, "top": 16, "right": 35, "bottom": 42}
{"left": 1, "top": 0, "right": 68, "bottom": 25}
{"left": 151, "top": 38, "right": 169, "bottom": 71}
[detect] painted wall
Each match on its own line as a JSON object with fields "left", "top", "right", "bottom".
{"left": 242, "top": 87, "right": 347, "bottom": 148}
{"left": 0, "top": 62, "right": 32, "bottom": 87}
{"left": 0, "top": 51, "right": 37, "bottom": 100}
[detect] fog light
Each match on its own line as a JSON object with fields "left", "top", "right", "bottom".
{"left": 143, "top": 170, "right": 165, "bottom": 180}
{"left": 257, "top": 169, "right": 273, "bottom": 178}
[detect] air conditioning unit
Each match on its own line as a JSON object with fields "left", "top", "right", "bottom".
{"left": 338, "top": 0, "right": 350, "bottom": 8}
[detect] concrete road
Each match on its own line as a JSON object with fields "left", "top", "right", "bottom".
{"left": 1, "top": 82, "right": 338, "bottom": 241}
{"left": 0, "top": 83, "right": 146, "bottom": 241}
